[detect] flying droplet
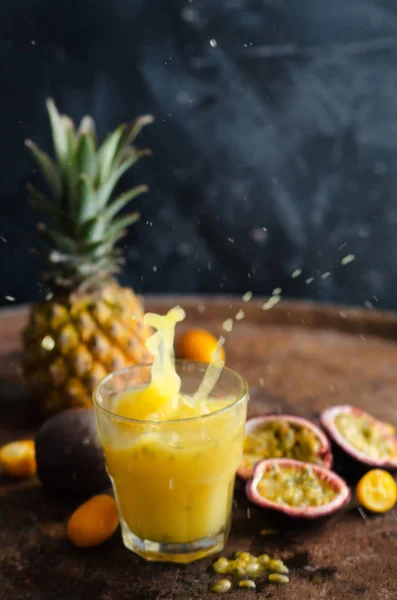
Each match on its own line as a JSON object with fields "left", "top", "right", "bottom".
{"left": 341, "top": 254, "right": 355, "bottom": 266}
{"left": 262, "top": 296, "right": 281, "bottom": 310}
{"left": 222, "top": 318, "right": 233, "bottom": 332}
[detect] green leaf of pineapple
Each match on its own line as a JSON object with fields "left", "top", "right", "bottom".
{"left": 75, "top": 174, "right": 97, "bottom": 224}
{"left": 96, "top": 150, "right": 150, "bottom": 210}
{"left": 78, "top": 115, "right": 96, "bottom": 139}
{"left": 37, "top": 224, "right": 77, "bottom": 253}
{"left": 115, "top": 115, "right": 154, "bottom": 163}
{"left": 102, "top": 184, "right": 148, "bottom": 222}
{"left": 75, "top": 133, "right": 97, "bottom": 180}
{"left": 46, "top": 98, "right": 70, "bottom": 170}
{"left": 97, "top": 124, "right": 125, "bottom": 185}
{"left": 105, "top": 212, "right": 141, "bottom": 239}
{"left": 24, "top": 140, "right": 62, "bottom": 201}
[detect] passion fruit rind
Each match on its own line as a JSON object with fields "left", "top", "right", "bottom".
{"left": 246, "top": 458, "right": 351, "bottom": 519}
{"left": 238, "top": 414, "right": 333, "bottom": 480}
{"left": 320, "top": 405, "right": 397, "bottom": 474}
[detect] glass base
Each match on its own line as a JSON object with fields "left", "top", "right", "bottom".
{"left": 120, "top": 518, "right": 226, "bottom": 564}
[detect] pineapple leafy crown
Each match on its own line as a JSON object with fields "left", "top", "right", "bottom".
{"left": 25, "top": 98, "right": 153, "bottom": 294}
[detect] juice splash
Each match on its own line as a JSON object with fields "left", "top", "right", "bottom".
{"left": 114, "top": 306, "right": 227, "bottom": 420}
{"left": 96, "top": 306, "right": 248, "bottom": 559}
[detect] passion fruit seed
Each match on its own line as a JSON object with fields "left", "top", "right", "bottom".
{"left": 211, "top": 579, "right": 232, "bottom": 594}
{"left": 239, "top": 415, "right": 332, "bottom": 479}
{"left": 257, "top": 464, "right": 337, "bottom": 507}
{"left": 334, "top": 412, "right": 397, "bottom": 460}
{"left": 245, "top": 562, "right": 263, "bottom": 577}
{"left": 268, "top": 574, "right": 290, "bottom": 584}
{"left": 213, "top": 557, "right": 230, "bottom": 574}
{"left": 268, "top": 559, "right": 289, "bottom": 574}
{"left": 238, "top": 580, "right": 256, "bottom": 589}
{"left": 212, "top": 552, "right": 289, "bottom": 583}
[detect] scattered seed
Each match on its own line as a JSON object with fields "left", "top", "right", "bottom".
{"left": 5, "top": 296, "right": 15, "bottom": 302}
{"left": 242, "top": 291, "right": 252, "bottom": 302}
{"left": 269, "top": 559, "right": 289, "bottom": 574}
{"left": 268, "top": 573, "right": 289, "bottom": 584}
{"left": 210, "top": 39, "right": 218, "bottom": 48}
{"left": 305, "top": 277, "right": 314, "bottom": 284}
{"left": 235, "top": 309, "right": 245, "bottom": 320}
{"left": 211, "top": 579, "right": 231, "bottom": 593}
{"left": 236, "top": 552, "right": 251, "bottom": 562}
{"left": 213, "top": 557, "right": 229, "bottom": 574}
{"left": 291, "top": 268, "right": 302, "bottom": 279}
{"left": 357, "top": 506, "right": 367, "bottom": 520}
{"left": 272, "top": 287, "right": 282, "bottom": 295}
{"left": 338, "top": 242, "right": 347, "bottom": 250}
{"left": 197, "top": 303, "right": 206, "bottom": 313}
{"left": 245, "top": 562, "right": 263, "bottom": 577}
{"left": 258, "top": 377, "right": 264, "bottom": 387}
{"left": 246, "top": 507, "right": 251, "bottom": 519}
{"left": 238, "top": 580, "right": 256, "bottom": 589}
{"left": 364, "top": 301, "right": 373, "bottom": 309}
{"left": 222, "top": 318, "right": 233, "bottom": 332}
{"left": 262, "top": 296, "right": 281, "bottom": 310}
{"left": 341, "top": 254, "right": 355, "bottom": 266}
{"left": 321, "top": 271, "right": 331, "bottom": 279}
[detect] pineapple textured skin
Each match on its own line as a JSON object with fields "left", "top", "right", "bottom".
{"left": 23, "top": 284, "right": 152, "bottom": 416}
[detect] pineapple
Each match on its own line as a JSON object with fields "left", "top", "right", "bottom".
{"left": 22, "top": 99, "right": 153, "bottom": 417}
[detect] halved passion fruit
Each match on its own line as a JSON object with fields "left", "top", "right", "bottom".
{"left": 237, "top": 414, "right": 333, "bottom": 480}
{"left": 321, "top": 405, "right": 397, "bottom": 473}
{"left": 246, "top": 458, "right": 351, "bottom": 519}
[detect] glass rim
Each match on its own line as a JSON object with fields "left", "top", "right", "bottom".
{"left": 93, "top": 359, "right": 249, "bottom": 425}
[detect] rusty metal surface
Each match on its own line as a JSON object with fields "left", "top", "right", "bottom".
{"left": 1, "top": 297, "right": 397, "bottom": 600}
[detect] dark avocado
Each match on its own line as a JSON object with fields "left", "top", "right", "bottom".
{"left": 35, "top": 408, "right": 110, "bottom": 498}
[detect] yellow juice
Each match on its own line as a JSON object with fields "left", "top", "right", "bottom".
{"left": 95, "top": 307, "right": 248, "bottom": 561}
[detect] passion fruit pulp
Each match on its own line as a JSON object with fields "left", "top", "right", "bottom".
{"left": 320, "top": 405, "right": 397, "bottom": 475}
{"left": 237, "top": 414, "right": 333, "bottom": 480}
{"left": 246, "top": 458, "right": 351, "bottom": 519}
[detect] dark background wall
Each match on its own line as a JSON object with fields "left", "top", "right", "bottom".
{"left": 2, "top": 0, "right": 397, "bottom": 308}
